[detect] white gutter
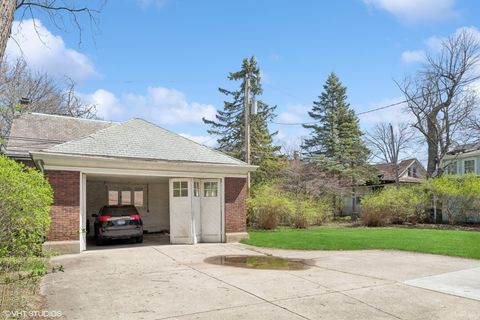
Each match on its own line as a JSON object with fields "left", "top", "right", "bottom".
{"left": 30, "top": 151, "right": 258, "bottom": 176}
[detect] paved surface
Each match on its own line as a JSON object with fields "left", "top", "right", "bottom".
{"left": 41, "top": 239, "right": 480, "bottom": 320}
{"left": 404, "top": 267, "right": 480, "bottom": 301}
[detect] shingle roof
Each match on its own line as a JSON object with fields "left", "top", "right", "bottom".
{"left": 4, "top": 113, "right": 116, "bottom": 157}
{"left": 373, "top": 158, "right": 424, "bottom": 183}
{"left": 44, "top": 118, "right": 246, "bottom": 165}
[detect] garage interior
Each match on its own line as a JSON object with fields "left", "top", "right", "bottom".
{"left": 86, "top": 175, "right": 170, "bottom": 247}
{"left": 84, "top": 174, "right": 223, "bottom": 249}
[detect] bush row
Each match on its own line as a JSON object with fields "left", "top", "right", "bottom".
{"left": 360, "top": 174, "right": 480, "bottom": 227}
{"left": 247, "top": 184, "right": 333, "bottom": 229}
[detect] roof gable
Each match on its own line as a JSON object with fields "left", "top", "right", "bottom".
{"left": 373, "top": 158, "right": 426, "bottom": 182}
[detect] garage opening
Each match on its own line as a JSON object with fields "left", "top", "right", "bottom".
{"left": 85, "top": 175, "right": 170, "bottom": 249}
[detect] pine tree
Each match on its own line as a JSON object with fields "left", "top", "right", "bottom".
{"left": 302, "top": 73, "right": 370, "bottom": 180}
{"left": 203, "top": 57, "right": 282, "bottom": 184}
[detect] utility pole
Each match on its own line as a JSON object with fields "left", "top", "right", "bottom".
{"left": 244, "top": 74, "right": 251, "bottom": 194}
{"left": 389, "top": 123, "right": 400, "bottom": 187}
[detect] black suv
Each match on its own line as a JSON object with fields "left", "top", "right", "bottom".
{"left": 93, "top": 205, "right": 143, "bottom": 245}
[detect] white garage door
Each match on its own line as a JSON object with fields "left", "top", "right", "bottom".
{"left": 169, "top": 178, "right": 193, "bottom": 244}
{"left": 200, "top": 179, "right": 222, "bottom": 242}
{"left": 169, "top": 178, "right": 223, "bottom": 244}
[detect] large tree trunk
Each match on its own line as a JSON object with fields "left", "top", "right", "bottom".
{"left": 0, "top": 0, "right": 16, "bottom": 64}
{"left": 425, "top": 113, "right": 439, "bottom": 178}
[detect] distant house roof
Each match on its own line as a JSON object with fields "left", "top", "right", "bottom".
{"left": 4, "top": 113, "right": 247, "bottom": 166}
{"left": 4, "top": 113, "right": 115, "bottom": 158}
{"left": 373, "top": 158, "right": 425, "bottom": 183}
{"left": 447, "top": 143, "right": 480, "bottom": 156}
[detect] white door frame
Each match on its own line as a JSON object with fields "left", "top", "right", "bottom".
{"left": 80, "top": 172, "right": 87, "bottom": 251}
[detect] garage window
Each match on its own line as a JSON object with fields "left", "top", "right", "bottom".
{"left": 108, "top": 190, "right": 119, "bottom": 205}
{"left": 134, "top": 189, "right": 144, "bottom": 206}
{"left": 173, "top": 181, "right": 188, "bottom": 197}
{"left": 204, "top": 182, "right": 218, "bottom": 197}
{"left": 121, "top": 190, "right": 131, "bottom": 205}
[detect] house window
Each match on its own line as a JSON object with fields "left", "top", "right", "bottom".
{"left": 464, "top": 159, "right": 475, "bottom": 174}
{"left": 108, "top": 190, "right": 119, "bottom": 205}
{"left": 121, "top": 190, "right": 131, "bottom": 205}
{"left": 407, "top": 167, "right": 412, "bottom": 177}
{"left": 412, "top": 167, "right": 417, "bottom": 177}
{"left": 447, "top": 161, "right": 458, "bottom": 174}
{"left": 173, "top": 181, "right": 188, "bottom": 197}
{"left": 134, "top": 189, "right": 144, "bottom": 206}
{"left": 194, "top": 181, "right": 200, "bottom": 197}
{"left": 355, "top": 196, "right": 361, "bottom": 205}
{"left": 204, "top": 182, "right": 218, "bottom": 197}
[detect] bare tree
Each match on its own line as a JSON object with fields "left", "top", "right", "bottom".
{"left": 0, "top": 0, "right": 105, "bottom": 63}
{"left": 0, "top": 58, "right": 96, "bottom": 137}
{"left": 62, "top": 77, "right": 96, "bottom": 119}
{"left": 398, "top": 29, "right": 480, "bottom": 177}
{"left": 366, "top": 123, "right": 415, "bottom": 164}
{"left": 366, "top": 122, "right": 416, "bottom": 185}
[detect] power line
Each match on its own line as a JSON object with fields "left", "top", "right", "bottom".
{"left": 269, "top": 74, "right": 480, "bottom": 126}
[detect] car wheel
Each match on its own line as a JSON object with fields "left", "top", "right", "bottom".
{"left": 136, "top": 236, "right": 143, "bottom": 244}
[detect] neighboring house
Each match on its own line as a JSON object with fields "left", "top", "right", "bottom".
{"left": 3, "top": 113, "right": 256, "bottom": 254}
{"left": 342, "top": 159, "right": 426, "bottom": 217}
{"left": 443, "top": 143, "right": 480, "bottom": 175}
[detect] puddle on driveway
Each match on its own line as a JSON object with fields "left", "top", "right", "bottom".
{"left": 204, "top": 255, "right": 310, "bottom": 270}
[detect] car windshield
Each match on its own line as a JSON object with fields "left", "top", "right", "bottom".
{"left": 101, "top": 206, "right": 139, "bottom": 217}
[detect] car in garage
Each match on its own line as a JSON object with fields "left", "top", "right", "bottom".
{"left": 93, "top": 205, "right": 144, "bottom": 245}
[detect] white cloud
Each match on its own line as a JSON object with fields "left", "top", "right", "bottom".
{"left": 179, "top": 133, "right": 217, "bottom": 148}
{"left": 402, "top": 26, "right": 480, "bottom": 66}
{"left": 80, "top": 86, "right": 217, "bottom": 125}
{"left": 277, "top": 104, "right": 310, "bottom": 124}
{"left": 401, "top": 50, "right": 425, "bottom": 63}
{"left": 79, "top": 89, "right": 124, "bottom": 119}
{"left": 5, "top": 19, "right": 98, "bottom": 81}
{"left": 364, "top": 0, "right": 457, "bottom": 23}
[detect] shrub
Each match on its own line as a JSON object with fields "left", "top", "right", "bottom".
{"left": 425, "top": 174, "right": 480, "bottom": 224}
{"left": 248, "top": 184, "right": 334, "bottom": 229}
{"left": 360, "top": 186, "right": 429, "bottom": 227}
{"left": 0, "top": 156, "right": 53, "bottom": 257}
{"left": 289, "top": 197, "right": 333, "bottom": 228}
{"left": 248, "top": 184, "right": 294, "bottom": 229}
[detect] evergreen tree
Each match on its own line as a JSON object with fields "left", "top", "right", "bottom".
{"left": 302, "top": 73, "right": 371, "bottom": 181}
{"left": 203, "top": 57, "right": 282, "bottom": 184}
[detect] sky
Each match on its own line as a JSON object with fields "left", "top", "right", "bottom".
{"left": 5, "top": 0, "right": 480, "bottom": 160}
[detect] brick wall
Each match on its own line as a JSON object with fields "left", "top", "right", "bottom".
{"left": 224, "top": 177, "right": 247, "bottom": 233}
{"left": 45, "top": 170, "right": 80, "bottom": 241}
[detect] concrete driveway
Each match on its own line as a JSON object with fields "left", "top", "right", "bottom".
{"left": 41, "top": 240, "right": 480, "bottom": 320}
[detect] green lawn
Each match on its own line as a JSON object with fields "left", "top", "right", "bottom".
{"left": 241, "top": 227, "right": 480, "bottom": 260}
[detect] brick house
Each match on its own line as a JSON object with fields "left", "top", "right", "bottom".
{"left": 3, "top": 113, "right": 256, "bottom": 253}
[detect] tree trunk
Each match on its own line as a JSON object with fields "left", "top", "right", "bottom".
{"left": 426, "top": 113, "right": 439, "bottom": 177}
{"left": 0, "top": 0, "right": 16, "bottom": 64}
